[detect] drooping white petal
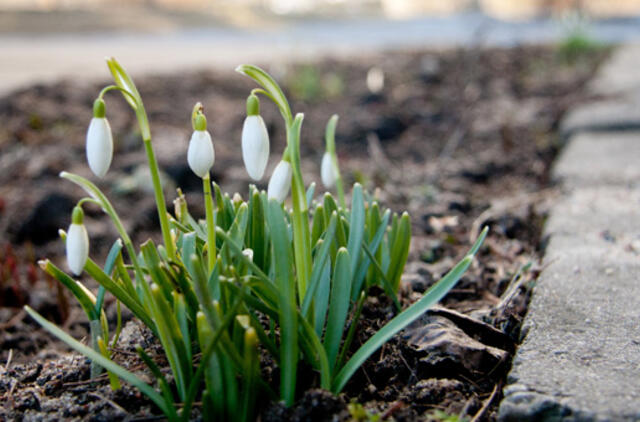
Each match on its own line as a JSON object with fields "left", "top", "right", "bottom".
{"left": 66, "top": 223, "right": 89, "bottom": 276}
{"left": 321, "top": 152, "right": 338, "bottom": 188}
{"left": 188, "top": 130, "right": 215, "bottom": 178}
{"left": 241, "top": 115, "right": 270, "bottom": 180}
{"left": 267, "top": 161, "right": 292, "bottom": 203}
{"left": 86, "top": 117, "right": 114, "bottom": 177}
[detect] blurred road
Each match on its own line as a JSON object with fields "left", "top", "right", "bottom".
{"left": 2, "top": 12, "right": 640, "bottom": 94}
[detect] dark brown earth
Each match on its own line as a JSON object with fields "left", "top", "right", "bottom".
{"left": 0, "top": 45, "right": 606, "bottom": 420}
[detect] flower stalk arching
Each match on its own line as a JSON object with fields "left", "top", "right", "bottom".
{"left": 103, "top": 58, "right": 175, "bottom": 261}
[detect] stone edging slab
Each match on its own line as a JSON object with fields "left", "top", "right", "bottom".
{"left": 498, "top": 45, "right": 640, "bottom": 422}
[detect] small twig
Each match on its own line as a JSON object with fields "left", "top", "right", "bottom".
{"left": 381, "top": 401, "right": 405, "bottom": 420}
{"left": 88, "top": 392, "right": 128, "bottom": 414}
{"left": 4, "top": 349, "right": 13, "bottom": 371}
{"left": 470, "top": 382, "right": 500, "bottom": 422}
{"left": 7, "top": 379, "right": 17, "bottom": 410}
{"left": 397, "top": 353, "right": 417, "bottom": 383}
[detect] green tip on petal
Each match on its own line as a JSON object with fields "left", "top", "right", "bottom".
{"left": 72, "top": 206, "right": 84, "bottom": 225}
{"left": 246, "top": 94, "right": 260, "bottom": 116}
{"left": 93, "top": 99, "right": 106, "bottom": 118}
{"left": 194, "top": 113, "right": 207, "bottom": 131}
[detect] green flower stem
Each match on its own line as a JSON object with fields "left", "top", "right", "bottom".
{"left": 142, "top": 134, "right": 175, "bottom": 261}
{"left": 98, "top": 85, "right": 139, "bottom": 107}
{"left": 203, "top": 174, "right": 216, "bottom": 275}
{"left": 325, "top": 115, "right": 346, "bottom": 209}
{"left": 287, "top": 116, "right": 312, "bottom": 303}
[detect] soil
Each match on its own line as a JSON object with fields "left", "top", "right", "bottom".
{"left": 0, "top": 45, "right": 606, "bottom": 421}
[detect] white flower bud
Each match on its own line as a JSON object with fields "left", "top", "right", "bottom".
{"left": 66, "top": 223, "right": 89, "bottom": 276}
{"left": 242, "top": 248, "right": 254, "bottom": 262}
{"left": 321, "top": 152, "right": 338, "bottom": 188}
{"left": 188, "top": 129, "right": 215, "bottom": 178}
{"left": 86, "top": 117, "right": 114, "bottom": 178}
{"left": 241, "top": 115, "right": 270, "bottom": 180}
{"left": 267, "top": 161, "right": 292, "bottom": 203}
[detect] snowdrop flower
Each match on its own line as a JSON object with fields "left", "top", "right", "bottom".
{"left": 268, "top": 160, "right": 292, "bottom": 203}
{"left": 321, "top": 151, "right": 338, "bottom": 188}
{"left": 242, "top": 94, "right": 270, "bottom": 180}
{"left": 86, "top": 98, "right": 113, "bottom": 177}
{"left": 66, "top": 206, "right": 89, "bottom": 276}
{"left": 188, "top": 113, "right": 215, "bottom": 178}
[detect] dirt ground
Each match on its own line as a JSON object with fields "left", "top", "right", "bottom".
{"left": 0, "top": 45, "right": 606, "bottom": 420}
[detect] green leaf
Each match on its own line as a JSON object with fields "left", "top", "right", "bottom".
{"left": 361, "top": 242, "right": 401, "bottom": 311}
{"left": 196, "top": 312, "right": 225, "bottom": 417}
{"left": 306, "top": 182, "right": 316, "bottom": 208}
{"left": 148, "top": 284, "right": 190, "bottom": 401}
{"left": 24, "top": 306, "right": 171, "bottom": 416}
{"left": 239, "top": 327, "right": 259, "bottom": 422}
{"left": 96, "top": 239, "right": 123, "bottom": 313}
{"left": 85, "top": 259, "right": 155, "bottom": 330}
{"left": 40, "top": 260, "right": 97, "bottom": 320}
{"left": 311, "top": 204, "right": 325, "bottom": 246}
{"left": 332, "top": 255, "right": 474, "bottom": 393}
{"left": 347, "top": 184, "right": 365, "bottom": 279}
{"left": 298, "top": 312, "right": 331, "bottom": 390}
{"left": 352, "top": 209, "right": 390, "bottom": 301}
{"left": 247, "top": 190, "right": 267, "bottom": 270}
{"left": 181, "top": 294, "right": 244, "bottom": 421}
{"left": 266, "top": 199, "right": 298, "bottom": 406}
{"left": 469, "top": 226, "right": 489, "bottom": 256}
{"left": 173, "top": 292, "right": 192, "bottom": 364}
{"left": 97, "top": 337, "right": 121, "bottom": 391}
{"left": 301, "top": 213, "right": 337, "bottom": 317}
{"left": 324, "top": 247, "right": 352, "bottom": 371}
{"left": 386, "top": 212, "right": 411, "bottom": 293}
{"left": 141, "top": 240, "right": 176, "bottom": 303}
{"left": 314, "top": 259, "right": 331, "bottom": 336}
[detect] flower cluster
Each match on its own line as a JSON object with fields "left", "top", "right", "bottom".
{"left": 27, "top": 58, "right": 486, "bottom": 422}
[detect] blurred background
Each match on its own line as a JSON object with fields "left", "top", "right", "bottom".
{"left": 2, "top": 0, "right": 640, "bottom": 93}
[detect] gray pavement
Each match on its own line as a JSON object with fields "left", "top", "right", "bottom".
{"left": 498, "top": 45, "right": 640, "bottom": 421}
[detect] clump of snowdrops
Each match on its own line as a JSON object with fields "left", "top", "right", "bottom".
{"left": 25, "top": 58, "right": 487, "bottom": 421}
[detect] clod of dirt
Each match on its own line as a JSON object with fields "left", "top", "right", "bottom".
{"left": 400, "top": 378, "right": 471, "bottom": 413}
{"left": 261, "top": 389, "right": 349, "bottom": 422}
{"left": 403, "top": 315, "right": 509, "bottom": 382}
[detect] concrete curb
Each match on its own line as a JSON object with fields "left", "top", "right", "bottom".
{"left": 498, "top": 45, "right": 640, "bottom": 421}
